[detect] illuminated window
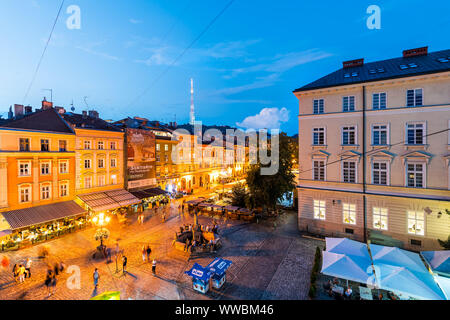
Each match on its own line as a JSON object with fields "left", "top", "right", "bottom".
{"left": 313, "top": 200, "right": 326, "bottom": 220}
{"left": 84, "top": 177, "right": 92, "bottom": 189}
{"left": 156, "top": 144, "right": 161, "bottom": 151}
{"left": 111, "top": 175, "right": 117, "bottom": 185}
{"left": 343, "top": 203, "right": 356, "bottom": 225}
{"left": 408, "top": 211, "right": 425, "bottom": 236}
{"left": 41, "top": 184, "right": 51, "bottom": 200}
{"left": 165, "top": 144, "right": 169, "bottom": 151}
{"left": 373, "top": 207, "right": 388, "bottom": 230}
{"left": 19, "top": 185, "right": 31, "bottom": 203}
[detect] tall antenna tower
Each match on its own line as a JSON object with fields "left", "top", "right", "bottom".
{"left": 189, "top": 78, "right": 195, "bottom": 125}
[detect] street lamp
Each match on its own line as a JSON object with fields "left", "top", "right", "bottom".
{"left": 92, "top": 212, "right": 111, "bottom": 250}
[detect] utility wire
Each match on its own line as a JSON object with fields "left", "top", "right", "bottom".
{"left": 126, "top": 0, "right": 235, "bottom": 108}
{"left": 298, "top": 127, "right": 450, "bottom": 176}
{"left": 23, "top": 0, "right": 66, "bottom": 105}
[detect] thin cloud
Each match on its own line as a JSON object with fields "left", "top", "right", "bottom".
{"left": 75, "top": 42, "right": 120, "bottom": 61}
{"left": 129, "top": 18, "right": 143, "bottom": 24}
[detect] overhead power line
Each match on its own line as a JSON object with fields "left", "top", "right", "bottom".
{"left": 126, "top": 0, "right": 235, "bottom": 109}
{"left": 23, "top": 0, "right": 66, "bottom": 105}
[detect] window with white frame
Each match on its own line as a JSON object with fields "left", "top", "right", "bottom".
{"left": 41, "top": 184, "right": 51, "bottom": 200}
{"left": 343, "top": 203, "right": 356, "bottom": 225}
{"left": 407, "top": 211, "right": 425, "bottom": 235}
{"left": 343, "top": 96, "right": 355, "bottom": 112}
{"left": 343, "top": 161, "right": 357, "bottom": 183}
{"left": 407, "top": 123, "right": 425, "bottom": 145}
{"left": 407, "top": 163, "right": 425, "bottom": 188}
{"left": 342, "top": 126, "right": 356, "bottom": 145}
{"left": 373, "top": 92, "right": 387, "bottom": 110}
{"left": 313, "top": 160, "right": 325, "bottom": 181}
{"left": 313, "top": 99, "right": 324, "bottom": 114}
{"left": 313, "top": 200, "right": 326, "bottom": 220}
{"left": 19, "top": 138, "right": 30, "bottom": 152}
{"left": 407, "top": 89, "right": 423, "bottom": 107}
{"left": 372, "top": 161, "right": 389, "bottom": 185}
{"left": 98, "top": 141, "right": 104, "bottom": 150}
{"left": 59, "top": 160, "right": 68, "bottom": 174}
{"left": 84, "top": 159, "right": 91, "bottom": 169}
{"left": 19, "top": 185, "right": 31, "bottom": 203}
{"left": 84, "top": 176, "right": 92, "bottom": 189}
{"left": 60, "top": 182, "right": 68, "bottom": 197}
{"left": 111, "top": 175, "right": 117, "bottom": 185}
{"left": 40, "top": 139, "right": 50, "bottom": 152}
{"left": 373, "top": 207, "right": 388, "bottom": 230}
{"left": 156, "top": 144, "right": 161, "bottom": 151}
{"left": 110, "top": 158, "right": 117, "bottom": 168}
{"left": 18, "top": 161, "right": 31, "bottom": 177}
{"left": 98, "top": 158, "right": 105, "bottom": 169}
{"left": 164, "top": 144, "right": 169, "bottom": 151}
{"left": 98, "top": 175, "right": 105, "bottom": 187}
{"left": 313, "top": 128, "right": 325, "bottom": 145}
{"left": 372, "top": 125, "right": 388, "bottom": 145}
{"left": 41, "top": 161, "right": 51, "bottom": 175}
{"left": 110, "top": 141, "right": 116, "bottom": 150}
{"left": 84, "top": 140, "right": 91, "bottom": 150}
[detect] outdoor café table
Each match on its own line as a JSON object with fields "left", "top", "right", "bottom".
{"left": 359, "top": 286, "right": 373, "bottom": 300}
{"left": 332, "top": 285, "right": 344, "bottom": 295}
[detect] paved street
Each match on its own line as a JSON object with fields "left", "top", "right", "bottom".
{"left": 0, "top": 203, "right": 323, "bottom": 300}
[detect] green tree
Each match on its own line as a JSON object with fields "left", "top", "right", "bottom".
{"left": 246, "top": 132, "right": 296, "bottom": 210}
{"left": 230, "top": 183, "right": 248, "bottom": 208}
{"left": 438, "top": 209, "right": 450, "bottom": 249}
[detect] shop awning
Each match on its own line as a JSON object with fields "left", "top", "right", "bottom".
{"left": 78, "top": 189, "right": 140, "bottom": 212}
{"left": 143, "top": 188, "right": 169, "bottom": 197}
{"left": 1, "top": 201, "right": 86, "bottom": 230}
{"left": 130, "top": 190, "right": 152, "bottom": 200}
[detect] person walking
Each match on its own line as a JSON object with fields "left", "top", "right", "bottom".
{"left": 51, "top": 272, "right": 57, "bottom": 295}
{"left": 152, "top": 259, "right": 157, "bottom": 275}
{"left": 93, "top": 268, "right": 100, "bottom": 289}
{"left": 146, "top": 245, "right": 152, "bottom": 261}
{"left": 18, "top": 264, "right": 26, "bottom": 283}
{"left": 25, "top": 258, "right": 32, "bottom": 278}
{"left": 142, "top": 245, "right": 147, "bottom": 263}
{"left": 45, "top": 269, "right": 53, "bottom": 297}
{"left": 122, "top": 255, "right": 127, "bottom": 275}
{"left": 12, "top": 263, "right": 18, "bottom": 283}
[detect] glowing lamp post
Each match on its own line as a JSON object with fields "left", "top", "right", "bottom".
{"left": 92, "top": 213, "right": 111, "bottom": 248}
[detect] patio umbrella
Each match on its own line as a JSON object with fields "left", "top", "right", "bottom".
{"left": 90, "top": 291, "right": 121, "bottom": 300}
{"left": 326, "top": 238, "right": 371, "bottom": 261}
{"left": 421, "top": 251, "right": 450, "bottom": 275}
{"left": 321, "top": 251, "right": 375, "bottom": 285}
{"left": 434, "top": 275, "right": 450, "bottom": 300}
{"left": 370, "top": 244, "right": 428, "bottom": 273}
{"left": 375, "top": 263, "right": 446, "bottom": 300}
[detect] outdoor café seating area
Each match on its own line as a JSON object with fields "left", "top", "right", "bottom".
{"left": 173, "top": 222, "right": 222, "bottom": 254}
{"left": 184, "top": 199, "right": 256, "bottom": 222}
{"left": 318, "top": 238, "right": 450, "bottom": 300}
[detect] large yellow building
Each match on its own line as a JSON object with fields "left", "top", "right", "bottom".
{"left": 294, "top": 47, "right": 450, "bottom": 250}
{"left": 0, "top": 104, "right": 85, "bottom": 243}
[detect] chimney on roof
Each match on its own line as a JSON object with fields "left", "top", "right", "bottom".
{"left": 343, "top": 58, "right": 364, "bottom": 68}
{"left": 88, "top": 110, "right": 99, "bottom": 119}
{"left": 14, "top": 104, "right": 24, "bottom": 117}
{"left": 24, "top": 106, "right": 33, "bottom": 115}
{"left": 41, "top": 98, "right": 53, "bottom": 110}
{"left": 403, "top": 46, "right": 428, "bottom": 58}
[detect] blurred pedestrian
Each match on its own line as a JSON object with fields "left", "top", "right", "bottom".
{"left": 142, "top": 245, "right": 147, "bottom": 263}
{"left": 122, "top": 255, "right": 127, "bottom": 275}
{"left": 18, "top": 264, "right": 26, "bottom": 283}
{"left": 25, "top": 258, "right": 32, "bottom": 278}
{"left": 93, "top": 268, "right": 99, "bottom": 289}
{"left": 45, "top": 269, "right": 53, "bottom": 297}
{"left": 12, "top": 263, "right": 18, "bottom": 282}
{"left": 152, "top": 259, "right": 157, "bottom": 275}
{"left": 51, "top": 272, "right": 57, "bottom": 294}
{"left": 146, "top": 245, "right": 152, "bottom": 261}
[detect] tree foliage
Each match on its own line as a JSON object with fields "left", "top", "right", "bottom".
{"left": 230, "top": 183, "right": 248, "bottom": 208}
{"left": 438, "top": 235, "right": 450, "bottom": 250}
{"left": 246, "top": 132, "right": 296, "bottom": 209}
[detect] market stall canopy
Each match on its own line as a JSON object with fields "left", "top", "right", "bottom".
{"left": 370, "top": 244, "right": 428, "bottom": 273}
{"left": 434, "top": 275, "right": 450, "bottom": 300}
{"left": 130, "top": 190, "right": 152, "bottom": 200}
{"left": 224, "top": 206, "right": 239, "bottom": 212}
{"left": 1, "top": 201, "right": 86, "bottom": 230}
{"left": 321, "top": 251, "right": 375, "bottom": 285}
{"left": 326, "top": 238, "right": 371, "bottom": 261}
{"left": 375, "top": 263, "right": 446, "bottom": 300}
{"left": 207, "top": 258, "right": 232, "bottom": 276}
{"left": 185, "top": 263, "right": 213, "bottom": 282}
{"left": 78, "top": 189, "right": 140, "bottom": 212}
{"left": 421, "top": 251, "right": 450, "bottom": 276}
{"left": 143, "top": 188, "right": 169, "bottom": 197}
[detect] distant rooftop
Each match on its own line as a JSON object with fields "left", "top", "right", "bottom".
{"left": 294, "top": 47, "right": 450, "bottom": 93}
{"left": 62, "top": 112, "right": 122, "bottom": 132}
{"left": 0, "top": 108, "right": 74, "bottom": 134}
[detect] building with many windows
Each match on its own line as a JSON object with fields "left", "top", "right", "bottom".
{"left": 294, "top": 47, "right": 450, "bottom": 250}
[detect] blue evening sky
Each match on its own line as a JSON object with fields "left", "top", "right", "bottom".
{"left": 0, "top": 0, "right": 449, "bottom": 135}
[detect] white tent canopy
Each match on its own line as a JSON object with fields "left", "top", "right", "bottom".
{"left": 370, "top": 244, "right": 428, "bottom": 273}
{"left": 326, "top": 238, "right": 371, "bottom": 261}
{"left": 321, "top": 251, "right": 375, "bottom": 285}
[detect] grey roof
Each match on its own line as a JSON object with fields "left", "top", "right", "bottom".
{"left": 0, "top": 108, "right": 75, "bottom": 134}
{"left": 62, "top": 112, "right": 122, "bottom": 132}
{"left": 294, "top": 49, "right": 450, "bottom": 92}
